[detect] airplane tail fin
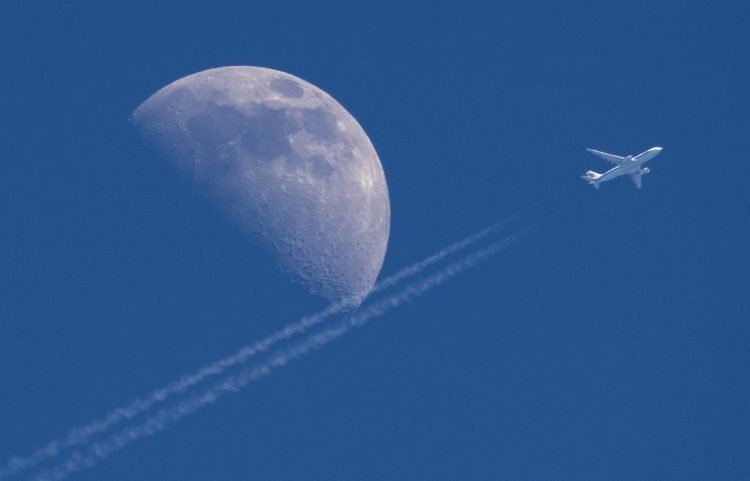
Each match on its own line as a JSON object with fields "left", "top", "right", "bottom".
{"left": 581, "top": 170, "right": 602, "bottom": 189}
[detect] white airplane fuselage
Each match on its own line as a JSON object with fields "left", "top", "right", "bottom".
{"left": 583, "top": 146, "right": 662, "bottom": 189}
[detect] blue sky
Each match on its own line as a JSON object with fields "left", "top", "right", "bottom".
{"left": 1, "top": 1, "right": 749, "bottom": 480}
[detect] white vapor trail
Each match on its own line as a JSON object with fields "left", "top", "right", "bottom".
{"left": 368, "top": 216, "right": 517, "bottom": 295}
{"left": 0, "top": 218, "right": 516, "bottom": 480}
{"left": 28, "top": 231, "right": 524, "bottom": 481}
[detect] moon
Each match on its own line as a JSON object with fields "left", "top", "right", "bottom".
{"left": 132, "top": 66, "right": 390, "bottom": 305}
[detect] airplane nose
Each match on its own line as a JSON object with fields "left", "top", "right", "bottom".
{"left": 653, "top": 146, "right": 663, "bottom": 151}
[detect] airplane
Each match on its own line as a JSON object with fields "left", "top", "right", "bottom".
{"left": 581, "top": 146, "right": 663, "bottom": 189}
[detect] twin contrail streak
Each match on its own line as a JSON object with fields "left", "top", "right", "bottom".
{"left": 368, "top": 217, "right": 516, "bottom": 295}
{"left": 28, "top": 230, "right": 524, "bottom": 481}
{"left": 0, "top": 218, "right": 516, "bottom": 481}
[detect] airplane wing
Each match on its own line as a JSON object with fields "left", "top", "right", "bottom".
{"left": 587, "top": 148, "right": 626, "bottom": 165}
{"left": 630, "top": 172, "right": 643, "bottom": 189}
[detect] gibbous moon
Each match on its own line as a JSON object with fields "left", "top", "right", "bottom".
{"left": 132, "top": 67, "right": 390, "bottom": 305}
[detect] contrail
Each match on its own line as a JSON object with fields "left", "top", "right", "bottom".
{"left": 0, "top": 218, "right": 516, "bottom": 480}
{"left": 369, "top": 216, "right": 518, "bottom": 295}
{"left": 28, "top": 230, "right": 525, "bottom": 481}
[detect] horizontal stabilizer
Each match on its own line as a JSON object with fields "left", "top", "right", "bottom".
{"left": 581, "top": 170, "right": 602, "bottom": 189}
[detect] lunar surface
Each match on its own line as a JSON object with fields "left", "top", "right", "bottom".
{"left": 132, "top": 67, "right": 390, "bottom": 305}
